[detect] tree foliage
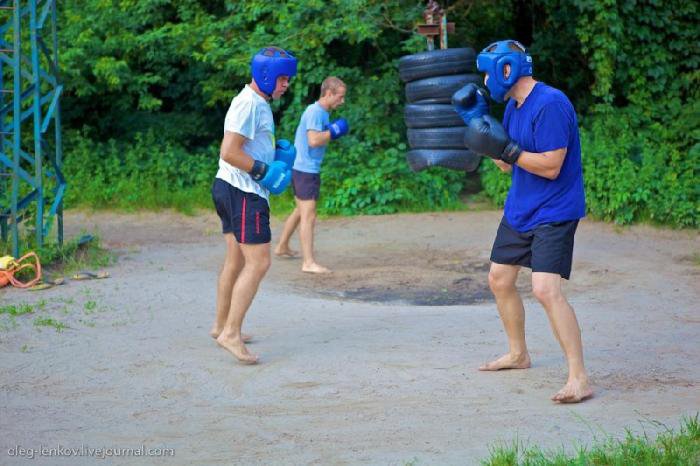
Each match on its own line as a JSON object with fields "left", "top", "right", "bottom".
{"left": 56, "top": 0, "right": 698, "bottom": 226}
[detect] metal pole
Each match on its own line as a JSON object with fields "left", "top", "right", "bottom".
{"left": 51, "top": 0, "right": 62, "bottom": 246}
{"left": 0, "top": 6, "right": 5, "bottom": 245}
{"left": 30, "top": 0, "right": 43, "bottom": 249}
{"left": 11, "top": 0, "right": 21, "bottom": 257}
{"left": 440, "top": 13, "right": 448, "bottom": 49}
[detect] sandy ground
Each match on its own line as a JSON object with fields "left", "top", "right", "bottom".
{"left": 0, "top": 209, "right": 698, "bottom": 465}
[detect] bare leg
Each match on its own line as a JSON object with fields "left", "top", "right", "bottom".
{"left": 298, "top": 198, "right": 331, "bottom": 273}
{"left": 532, "top": 272, "right": 593, "bottom": 403}
{"left": 275, "top": 207, "right": 300, "bottom": 257}
{"left": 210, "top": 233, "right": 251, "bottom": 342}
{"left": 479, "top": 262, "right": 531, "bottom": 371}
{"left": 216, "top": 242, "right": 271, "bottom": 364}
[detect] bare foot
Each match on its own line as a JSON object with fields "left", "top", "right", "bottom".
{"left": 302, "top": 263, "right": 332, "bottom": 274}
{"left": 210, "top": 327, "right": 252, "bottom": 343}
{"left": 215, "top": 335, "right": 258, "bottom": 365}
{"left": 478, "top": 352, "right": 531, "bottom": 371}
{"left": 274, "top": 246, "right": 299, "bottom": 258}
{"left": 551, "top": 377, "right": 593, "bottom": 403}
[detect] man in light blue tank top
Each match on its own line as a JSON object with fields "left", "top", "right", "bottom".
{"left": 275, "top": 77, "right": 349, "bottom": 273}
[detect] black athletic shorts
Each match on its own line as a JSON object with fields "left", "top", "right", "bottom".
{"left": 490, "top": 217, "right": 579, "bottom": 280}
{"left": 211, "top": 178, "right": 271, "bottom": 244}
{"left": 292, "top": 169, "right": 321, "bottom": 201}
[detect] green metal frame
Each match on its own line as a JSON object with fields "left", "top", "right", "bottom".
{"left": 0, "top": 0, "right": 63, "bottom": 257}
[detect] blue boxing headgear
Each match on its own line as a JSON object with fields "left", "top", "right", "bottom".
{"left": 476, "top": 40, "right": 533, "bottom": 102}
{"left": 251, "top": 47, "right": 298, "bottom": 97}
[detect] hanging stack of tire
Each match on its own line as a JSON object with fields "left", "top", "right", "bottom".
{"left": 399, "top": 48, "right": 481, "bottom": 172}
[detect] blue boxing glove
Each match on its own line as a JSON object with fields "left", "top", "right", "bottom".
{"left": 275, "top": 139, "right": 296, "bottom": 168}
{"left": 328, "top": 118, "right": 349, "bottom": 140}
{"left": 452, "top": 84, "right": 489, "bottom": 125}
{"left": 249, "top": 160, "right": 292, "bottom": 195}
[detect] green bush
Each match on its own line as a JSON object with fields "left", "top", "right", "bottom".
{"left": 62, "top": 131, "right": 216, "bottom": 213}
{"left": 479, "top": 159, "right": 511, "bottom": 208}
{"left": 581, "top": 111, "right": 698, "bottom": 227}
{"left": 55, "top": 1, "right": 471, "bottom": 216}
{"left": 60, "top": 129, "right": 467, "bottom": 216}
{"left": 321, "top": 142, "right": 466, "bottom": 215}
{"left": 478, "top": 110, "right": 699, "bottom": 228}
{"left": 44, "top": 0, "right": 698, "bottom": 227}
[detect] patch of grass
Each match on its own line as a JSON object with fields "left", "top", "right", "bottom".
{"left": 482, "top": 414, "right": 700, "bottom": 466}
{"left": 0, "top": 233, "right": 115, "bottom": 278}
{"left": 0, "top": 304, "right": 34, "bottom": 316}
{"left": 38, "top": 234, "right": 115, "bottom": 275}
{"left": 265, "top": 175, "right": 499, "bottom": 220}
{"left": 33, "top": 317, "right": 67, "bottom": 332}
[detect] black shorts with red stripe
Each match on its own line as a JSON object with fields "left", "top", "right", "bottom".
{"left": 211, "top": 178, "right": 271, "bottom": 244}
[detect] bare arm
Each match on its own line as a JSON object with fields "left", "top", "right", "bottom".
{"left": 220, "top": 131, "right": 255, "bottom": 171}
{"left": 307, "top": 129, "right": 331, "bottom": 148}
{"left": 515, "top": 147, "right": 567, "bottom": 179}
{"left": 492, "top": 159, "right": 512, "bottom": 173}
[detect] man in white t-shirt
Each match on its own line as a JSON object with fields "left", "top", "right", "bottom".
{"left": 210, "top": 47, "right": 297, "bottom": 364}
{"left": 274, "top": 77, "right": 349, "bottom": 273}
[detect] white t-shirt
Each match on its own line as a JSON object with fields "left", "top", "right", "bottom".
{"left": 216, "top": 84, "right": 275, "bottom": 201}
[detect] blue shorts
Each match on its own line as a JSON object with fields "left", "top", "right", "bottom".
{"left": 292, "top": 170, "right": 321, "bottom": 201}
{"left": 490, "top": 217, "right": 579, "bottom": 280}
{"left": 211, "top": 179, "right": 271, "bottom": 244}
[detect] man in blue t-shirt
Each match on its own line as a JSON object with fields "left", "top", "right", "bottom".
{"left": 274, "top": 77, "right": 349, "bottom": 273}
{"left": 458, "top": 40, "right": 592, "bottom": 403}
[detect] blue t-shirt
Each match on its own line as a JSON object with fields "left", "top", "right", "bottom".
{"left": 293, "top": 102, "right": 330, "bottom": 173}
{"left": 502, "top": 82, "right": 586, "bottom": 232}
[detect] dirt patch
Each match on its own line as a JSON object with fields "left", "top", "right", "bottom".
{"left": 300, "top": 250, "right": 492, "bottom": 305}
{"left": 594, "top": 369, "right": 698, "bottom": 392}
{"left": 1, "top": 209, "right": 699, "bottom": 464}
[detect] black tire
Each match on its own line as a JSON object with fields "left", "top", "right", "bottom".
{"left": 404, "top": 104, "right": 464, "bottom": 128}
{"left": 405, "top": 74, "right": 481, "bottom": 104}
{"left": 407, "top": 126, "right": 467, "bottom": 150}
{"left": 406, "top": 149, "right": 481, "bottom": 172}
{"left": 399, "top": 48, "right": 476, "bottom": 83}
{"left": 410, "top": 97, "right": 453, "bottom": 105}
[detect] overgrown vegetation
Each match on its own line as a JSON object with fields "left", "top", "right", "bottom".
{"left": 483, "top": 414, "right": 700, "bottom": 466}
{"left": 0, "top": 234, "right": 114, "bottom": 278}
{"left": 34, "top": 1, "right": 699, "bottom": 226}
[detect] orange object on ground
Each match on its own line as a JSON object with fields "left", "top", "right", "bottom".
{"left": 0, "top": 252, "right": 42, "bottom": 288}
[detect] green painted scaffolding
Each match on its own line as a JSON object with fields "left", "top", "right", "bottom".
{"left": 0, "top": 0, "right": 63, "bottom": 258}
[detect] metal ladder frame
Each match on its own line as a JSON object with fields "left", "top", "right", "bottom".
{"left": 0, "top": 0, "right": 63, "bottom": 257}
